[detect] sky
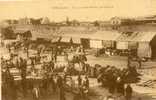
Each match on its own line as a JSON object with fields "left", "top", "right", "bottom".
{"left": 0, "top": 0, "right": 156, "bottom": 22}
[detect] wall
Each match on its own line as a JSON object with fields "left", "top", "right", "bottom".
{"left": 137, "top": 42, "right": 151, "bottom": 58}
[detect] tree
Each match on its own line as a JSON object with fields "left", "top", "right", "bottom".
{"left": 71, "top": 20, "right": 80, "bottom": 26}
{"left": 93, "top": 21, "right": 100, "bottom": 27}
{"left": 1, "top": 26, "right": 16, "bottom": 39}
{"left": 30, "top": 18, "right": 42, "bottom": 25}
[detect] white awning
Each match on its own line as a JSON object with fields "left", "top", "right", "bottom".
{"left": 51, "top": 37, "right": 60, "bottom": 43}
{"left": 89, "top": 31, "right": 120, "bottom": 41}
{"left": 90, "top": 40, "right": 102, "bottom": 48}
{"left": 117, "top": 42, "right": 128, "bottom": 49}
{"left": 72, "top": 37, "right": 81, "bottom": 44}
{"left": 60, "top": 37, "right": 71, "bottom": 42}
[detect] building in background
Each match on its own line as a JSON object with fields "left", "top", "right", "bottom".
{"left": 18, "top": 17, "right": 31, "bottom": 25}
{"left": 41, "top": 17, "right": 50, "bottom": 25}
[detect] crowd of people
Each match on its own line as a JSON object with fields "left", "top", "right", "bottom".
{"left": 1, "top": 58, "right": 90, "bottom": 100}
{"left": 1, "top": 43, "right": 140, "bottom": 100}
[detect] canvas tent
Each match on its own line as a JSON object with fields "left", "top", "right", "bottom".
{"left": 133, "top": 32, "right": 156, "bottom": 58}
{"left": 55, "top": 30, "right": 120, "bottom": 49}
{"left": 89, "top": 31, "right": 120, "bottom": 48}
{"left": 41, "top": 17, "right": 50, "bottom": 24}
{"left": 116, "top": 32, "right": 139, "bottom": 50}
{"left": 117, "top": 32, "right": 156, "bottom": 58}
{"left": 90, "top": 40, "right": 102, "bottom": 48}
{"left": 117, "top": 42, "right": 129, "bottom": 49}
{"left": 137, "top": 42, "right": 152, "bottom": 58}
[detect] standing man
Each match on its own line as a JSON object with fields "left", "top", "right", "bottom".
{"left": 64, "top": 51, "right": 68, "bottom": 63}
{"left": 57, "top": 76, "right": 66, "bottom": 100}
{"left": 53, "top": 46, "right": 58, "bottom": 62}
{"left": 77, "top": 74, "right": 82, "bottom": 87}
{"left": 49, "top": 60, "right": 55, "bottom": 72}
{"left": 60, "top": 86, "right": 66, "bottom": 100}
{"left": 138, "top": 58, "right": 142, "bottom": 69}
{"left": 31, "top": 58, "right": 35, "bottom": 71}
{"left": 116, "top": 77, "right": 124, "bottom": 95}
{"left": 57, "top": 75, "right": 63, "bottom": 89}
{"left": 50, "top": 75, "right": 56, "bottom": 93}
{"left": 127, "top": 55, "right": 131, "bottom": 68}
{"left": 32, "top": 85, "right": 40, "bottom": 100}
{"left": 21, "top": 58, "right": 27, "bottom": 97}
{"left": 125, "top": 84, "right": 133, "bottom": 100}
{"left": 83, "top": 76, "right": 89, "bottom": 89}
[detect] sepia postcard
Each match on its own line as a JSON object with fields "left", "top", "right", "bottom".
{"left": 0, "top": 0, "right": 156, "bottom": 100}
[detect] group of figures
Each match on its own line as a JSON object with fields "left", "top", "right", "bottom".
{"left": 1, "top": 43, "right": 141, "bottom": 100}
{"left": 1, "top": 56, "right": 90, "bottom": 100}
{"left": 1, "top": 44, "right": 89, "bottom": 100}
